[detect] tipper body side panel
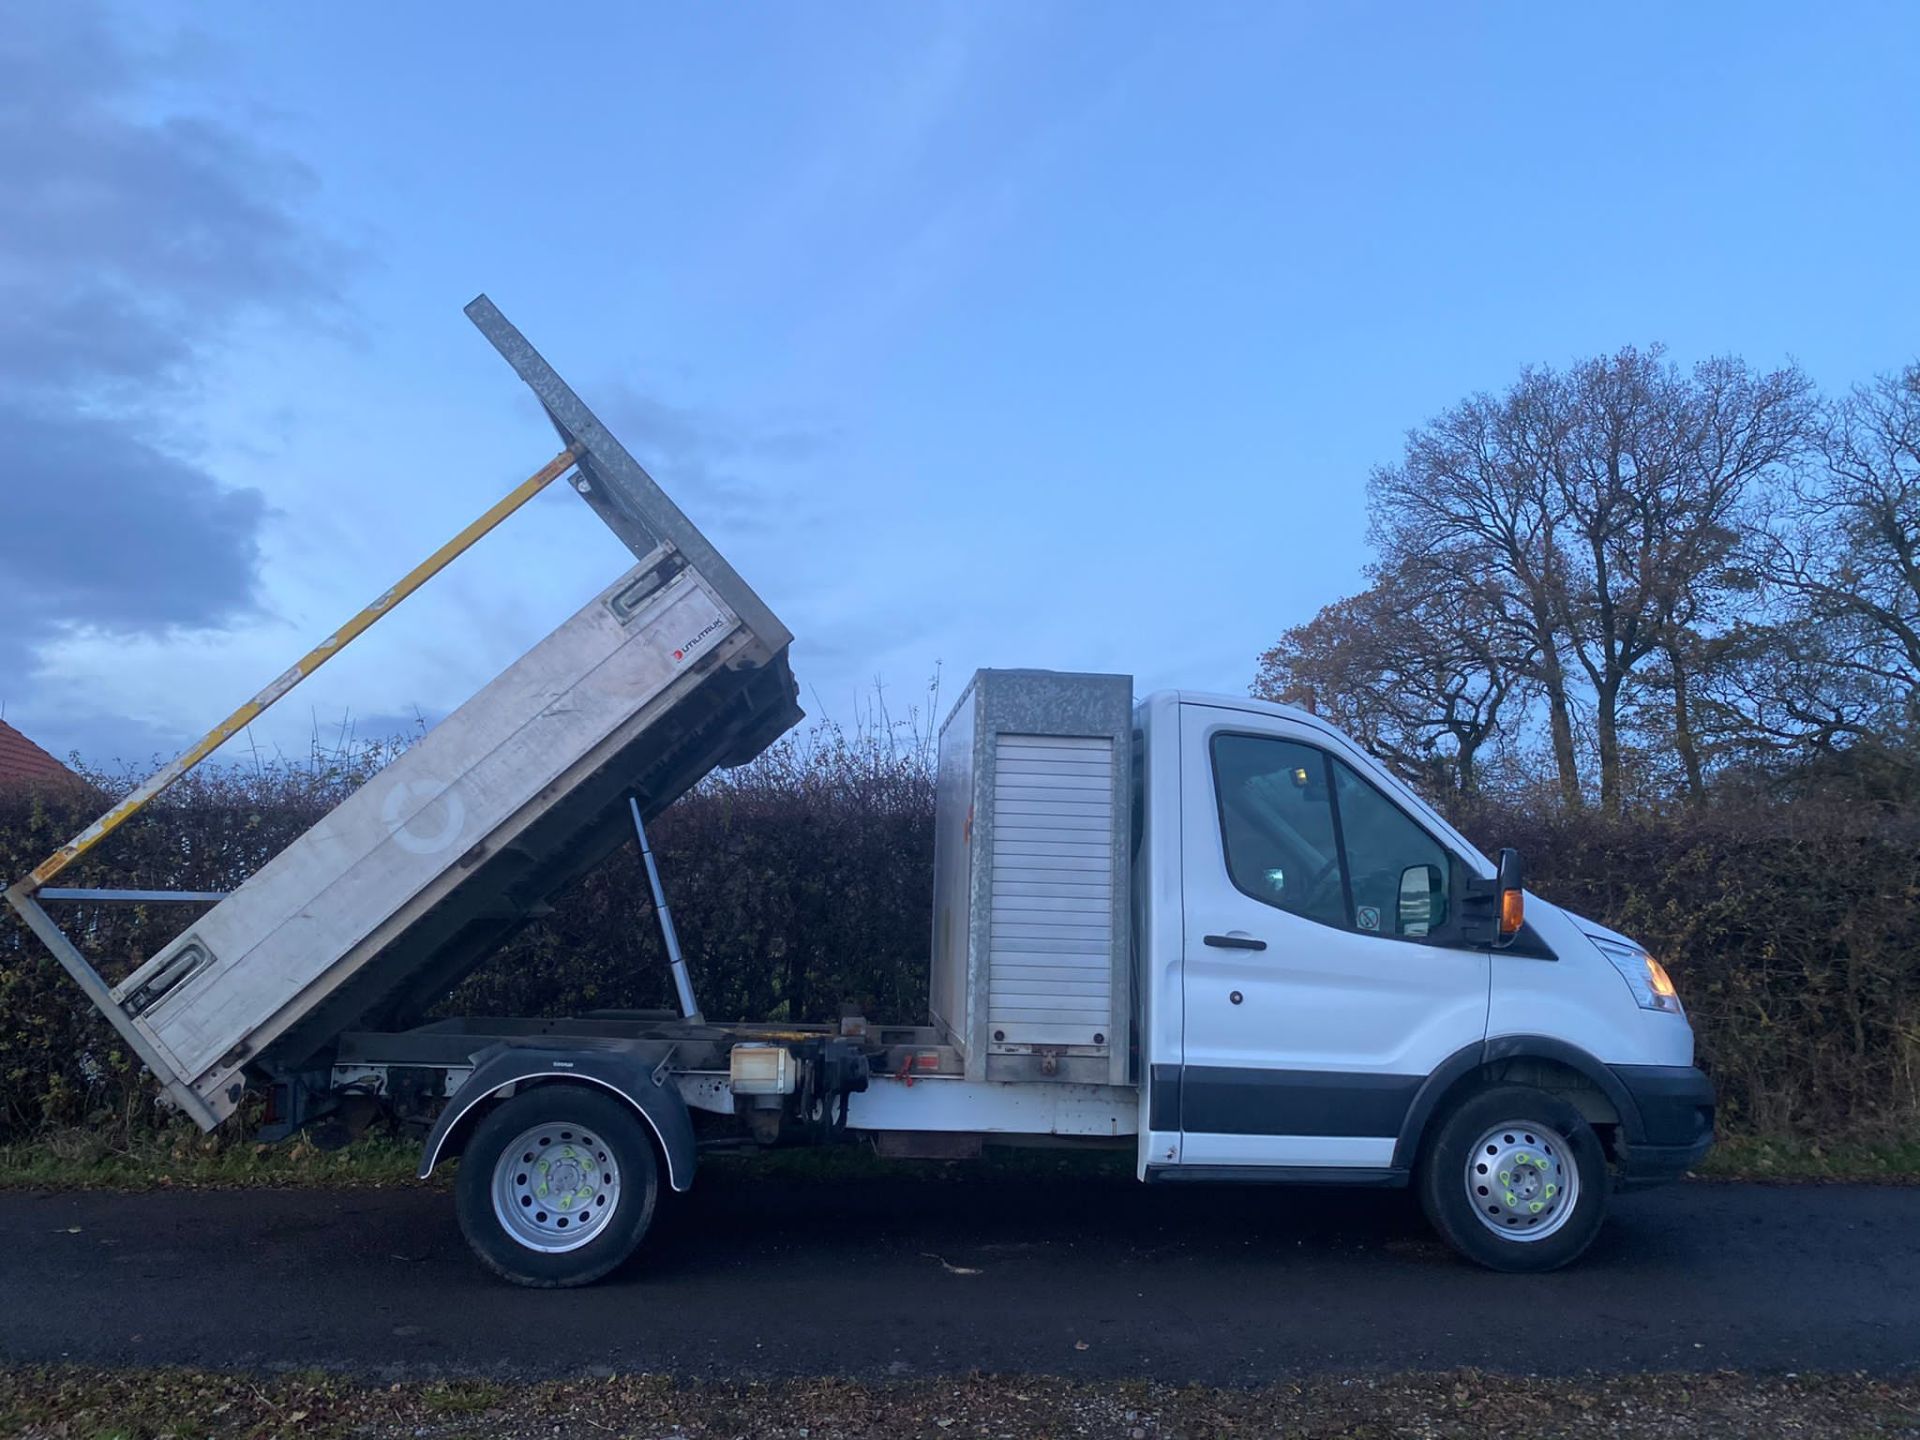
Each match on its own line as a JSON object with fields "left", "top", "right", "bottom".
{"left": 116, "top": 545, "right": 796, "bottom": 1123}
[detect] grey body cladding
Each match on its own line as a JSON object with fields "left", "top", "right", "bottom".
{"left": 930, "top": 669, "right": 1135, "bottom": 1087}
{"left": 1163, "top": 1065, "right": 1424, "bottom": 1137}
{"left": 1157, "top": 1040, "right": 1716, "bottom": 1187}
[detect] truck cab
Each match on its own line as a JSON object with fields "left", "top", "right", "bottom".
{"left": 1133, "top": 689, "right": 1713, "bottom": 1265}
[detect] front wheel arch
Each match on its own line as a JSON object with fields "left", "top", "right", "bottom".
{"left": 1393, "top": 1039, "right": 1632, "bottom": 1172}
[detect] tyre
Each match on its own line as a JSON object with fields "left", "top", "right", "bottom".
{"left": 1416, "top": 1084, "right": 1609, "bottom": 1273}
{"left": 453, "top": 1085, "right": 659, "bottom": 1287}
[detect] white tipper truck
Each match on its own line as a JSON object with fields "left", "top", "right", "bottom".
{"left": 7, "top": 300, "right": 1714, "bottom": 1287}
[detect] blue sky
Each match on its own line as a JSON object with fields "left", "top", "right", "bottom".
{"left": 3, "top": 2, "right": 1917, "bottom": 767}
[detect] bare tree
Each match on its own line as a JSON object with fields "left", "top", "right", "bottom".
{"left": 1255, "top": 558, "right": 1524, "bottom": 795}
{"left": 1369, "top": 348, "right": 1810, "bottom": 812}
{"left": 1552, "top": 350, "right": 1811, "bottom": 807}
{"left": 1752, "top": 363, "right": 1920, "bottom": 756}
{"left": 1707, "top": 616, "right": 1891, "bottom": 761}
{"left": 1369, "top": 371, "right": 1588, "bottom": 805}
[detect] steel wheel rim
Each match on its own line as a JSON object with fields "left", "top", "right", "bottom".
{"left": 491, "top": 1121, "right": 621, "bottom": 1253}
{"left": 1464, "top": 1120, "right": 1579, "bottom": 1242}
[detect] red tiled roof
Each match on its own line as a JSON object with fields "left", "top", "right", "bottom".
{"left": 0, "top": 719, "right": 77, "bottom": 785}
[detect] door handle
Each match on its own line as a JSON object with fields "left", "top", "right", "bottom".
{"left": 1203, "top": 933, "right": 1267, "bottom": 951}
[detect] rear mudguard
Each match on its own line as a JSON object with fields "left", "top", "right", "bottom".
{"left": 417, "top": 1042, "right": 696, "bottom": 1191}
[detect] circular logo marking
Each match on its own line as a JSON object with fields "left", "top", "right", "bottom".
{"left": 379, "top": 779, "right": 467, "bottom": 855}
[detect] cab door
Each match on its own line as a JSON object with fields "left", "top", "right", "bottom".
{"left": 1175, "top": 701, "right": 1489, "bottom": 1171}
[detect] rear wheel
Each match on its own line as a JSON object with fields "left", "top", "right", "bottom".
{"left": 454, "top": 1086, "right": 659, "bottom": 1287}
{"left": 1417, "top": 1084, "right": 1609, "bottom": 1272}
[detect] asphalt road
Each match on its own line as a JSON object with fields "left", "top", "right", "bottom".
{"left": 1, "top": 1174, "right": 1914, "bottom": 1382}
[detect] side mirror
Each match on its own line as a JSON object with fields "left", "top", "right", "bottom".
{"left": 1397, "top": 863, "right": 1443, "bottom": 937}
{"left": 1463, "top": 846, "right": 1525, "bottom": 947}
{"left": 1495, "top": 846, "right": 1525, "bottom": 944}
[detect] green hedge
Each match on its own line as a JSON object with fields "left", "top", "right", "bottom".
{"left": 1456, "top": 795, "right": 1920, "bottom": 1142}
{"left": 3, "top": 749, "right": 1916, "bottom": 1147}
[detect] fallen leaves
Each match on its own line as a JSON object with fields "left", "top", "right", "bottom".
{"left": 2, "top": 1366, "right": 1918, "bottom": 1439}
{"left": 920, "top": 1253, "right": 982, "bottom": 1276}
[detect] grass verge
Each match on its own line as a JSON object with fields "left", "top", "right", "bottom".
{"left": 1693, "top": 1135, "right": 1920, "bottom": 1183}
{"left": 0, "top": 1129, "right": 424, "bottom": 1192}
{"left": 3, "top": 1366, "right": 1918, "bottom": 1439}
{"left": 0, "top": 1127, "right": 1144, "bottom": 1192}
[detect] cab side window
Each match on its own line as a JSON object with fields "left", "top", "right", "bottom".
{"left": 1331, "top": 757, "right": 1451, "bottom": 937}
{"left": 1211, "top": 731, "right": 1454, "bottom": 942}
{"left": 1209, "top": 733, "right": 1348, "bottom": 930}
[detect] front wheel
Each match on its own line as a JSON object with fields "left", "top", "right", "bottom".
{"left": 453, "top": 1085, "right": 659, "bottom": 1287}
{"left": 1417, "top": 1084, "right": 1609, "bottom": 1273}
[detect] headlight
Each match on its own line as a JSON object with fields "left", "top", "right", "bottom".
{"left": 1591, "top": 936, "right": 1684, "bottom": 1015}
